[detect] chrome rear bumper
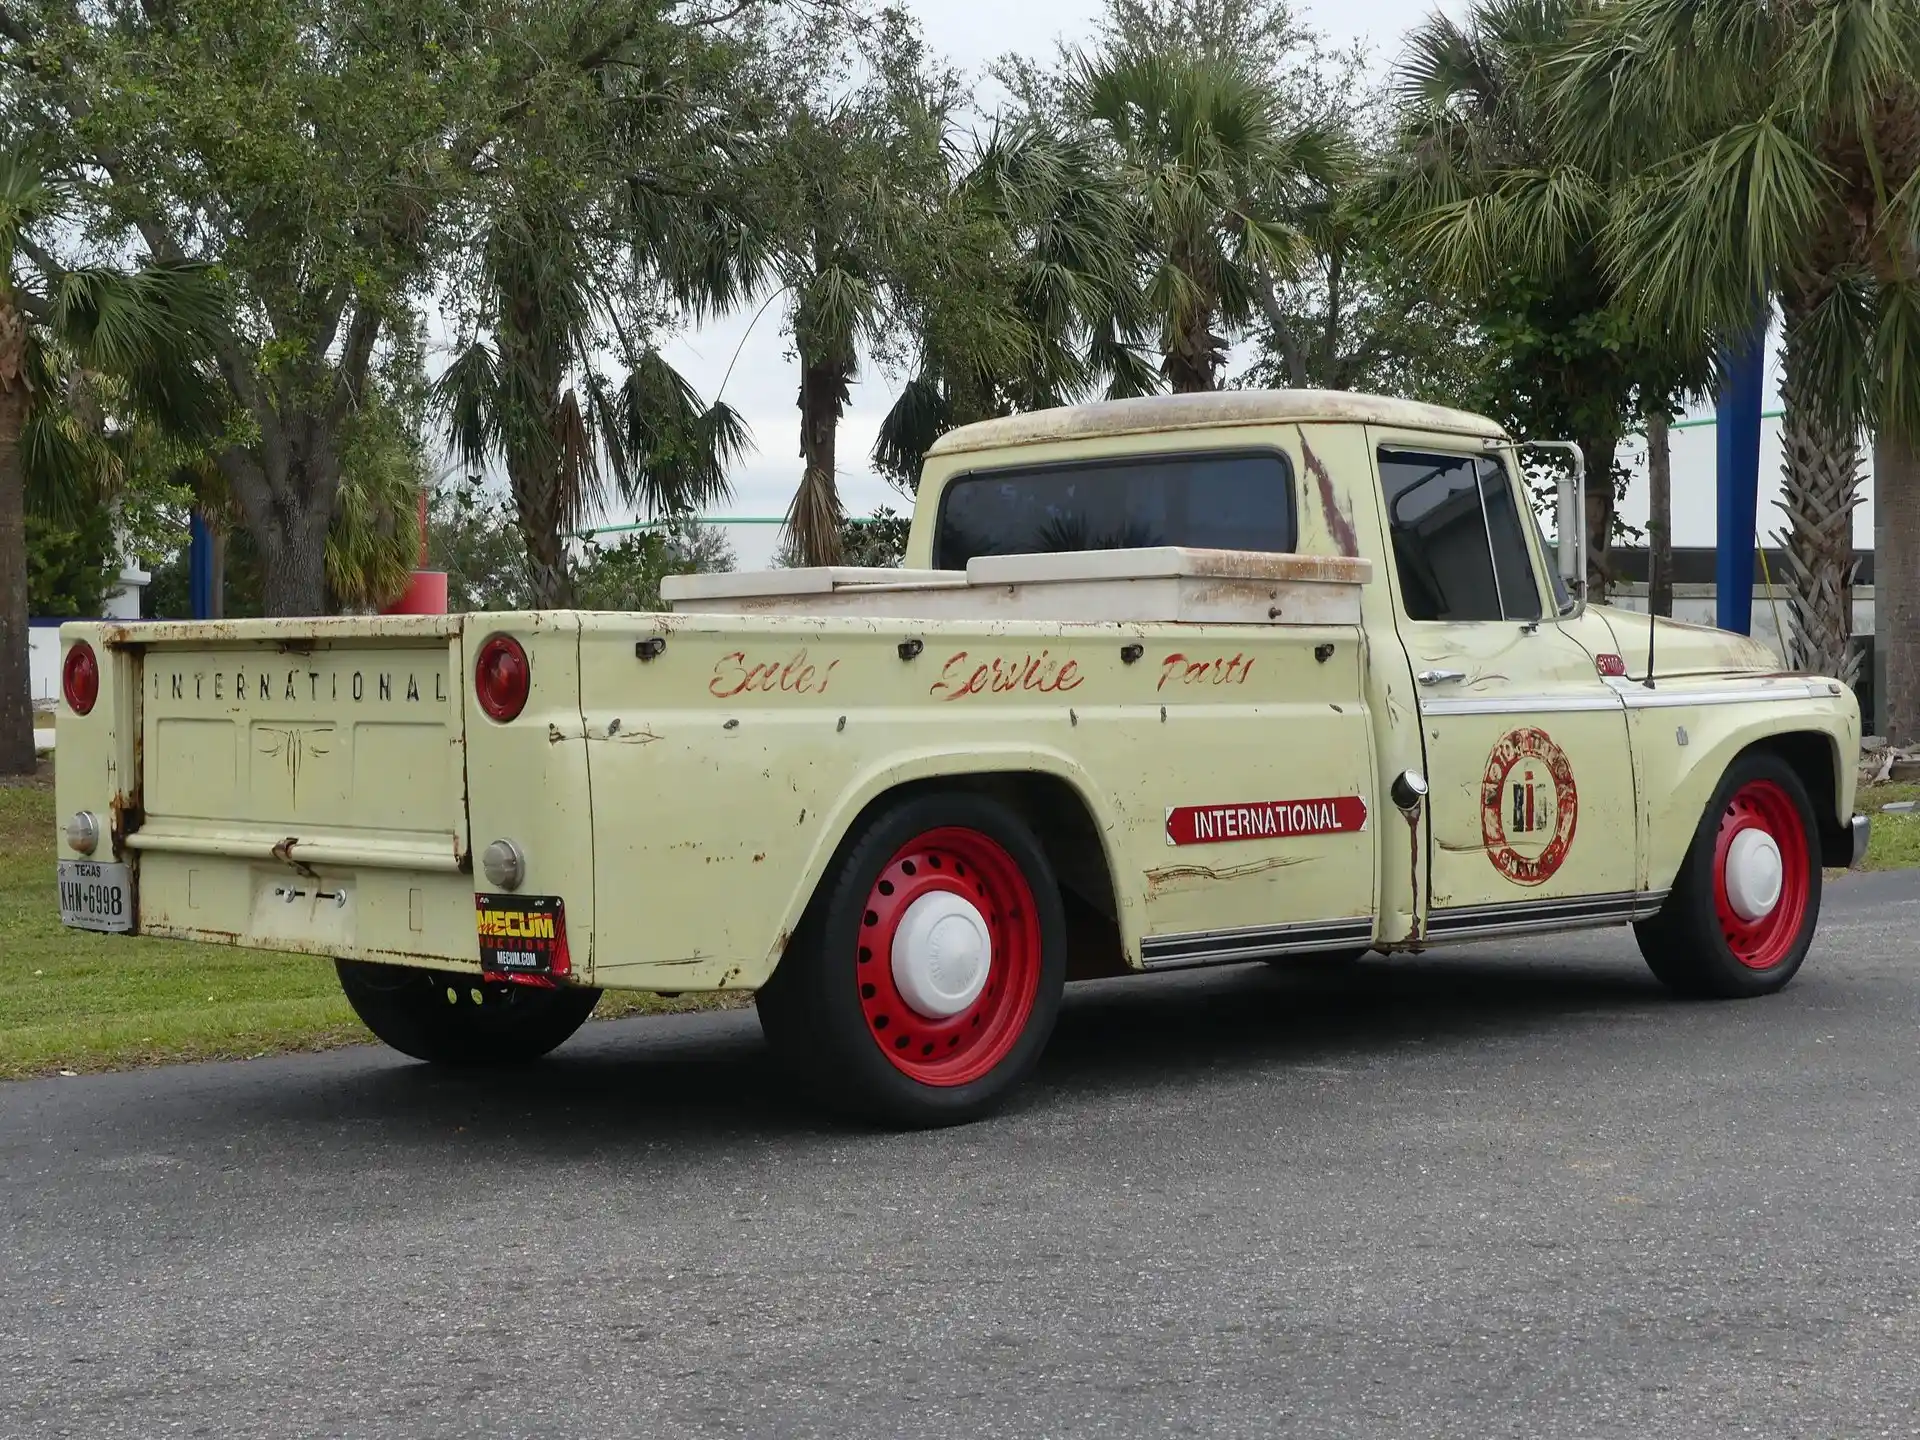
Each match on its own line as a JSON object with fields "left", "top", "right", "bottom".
{"left": 1848, "top": 814, "right": 1870, "bottom": 869}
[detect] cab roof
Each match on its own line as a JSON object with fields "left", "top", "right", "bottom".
{"left": 925, "top": 389, "right": 1509, "bottom": 457}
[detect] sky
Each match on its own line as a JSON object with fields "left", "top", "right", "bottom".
{"left": 640, "top": 0, "right": 1870, "bottom": 569}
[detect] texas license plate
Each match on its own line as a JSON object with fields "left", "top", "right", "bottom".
{"left": 58, "top": 860, "right": 134, "bottom": 933}
{"left": 475, "top": 894, "right": 572, "bottom": 982}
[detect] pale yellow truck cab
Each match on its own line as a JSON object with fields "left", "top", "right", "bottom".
{"left": 53, "top": 391, "right": 1868, "bottom": 1124}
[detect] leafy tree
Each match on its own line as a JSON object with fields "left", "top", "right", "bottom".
{"left": 25, "top": 510, "right": 118, "bottom": 616}
{"left": 573, "top": 520, "right": 735, "bottom": 611}
{"left": 1239, "top": 49, "right": 1488, "bottom": 403}
{"left": 1554, "top": 0, "right": 1920, "bottom": 702}
{"left": 427, "top": 478, "right": 534, "bottom": 614}
{"left": 1, "top": 0, "right": 701, "bottom": 618}
{"left": 0, "top": 153, "right": 222, "bottom": 772}
{"left": 1379, "top": 0, "right": 1712, "bottom": 599}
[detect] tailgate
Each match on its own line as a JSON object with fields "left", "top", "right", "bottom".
{"left": 108, "top": 617, "right": 475, "bottom": 962}
{"left": 132, "top": 620, "right": 468, "bottom": 867}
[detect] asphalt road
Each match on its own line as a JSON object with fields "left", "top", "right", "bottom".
{"left": 5, "top": 872, "right": 1920, "bottom": 1440}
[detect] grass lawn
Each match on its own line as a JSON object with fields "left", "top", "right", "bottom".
{"left": 1, "top": 765, "right": 733, "bottom": 1081}
{"left": 1855, "top": 779, "right": 1920, "bottom": 872}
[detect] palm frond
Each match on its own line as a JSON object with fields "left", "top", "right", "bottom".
{"left": 431, "top": 341, "right": 503, "bottom": 475}
{"left": 872, "top": 373, "right": 953, "bottom": 489}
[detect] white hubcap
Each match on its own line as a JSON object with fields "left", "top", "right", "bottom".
{"left": 1725, "top": 828, "right": 1784, "bottom": 922}
{"left": 890, "top": 891, "right": 992, "bottom": 1019}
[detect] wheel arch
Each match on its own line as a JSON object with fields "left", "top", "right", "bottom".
{"left": 757, "top": 748, "right": 1135, "bottom": 990}
{"left": 1750, "top": 729, "right": 1856, "bottom": 869}
{"left": 1645, "top": 717, "right": 1857, "bottom": 891}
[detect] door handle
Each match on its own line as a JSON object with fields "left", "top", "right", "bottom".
{"left": 1417, "top": 669, "right": 1466, "bottom": 685}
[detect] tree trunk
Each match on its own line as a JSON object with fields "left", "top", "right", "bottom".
{"left": 790, "top": 358, "right": 849, "bottom": 568}
{"left": 1579, "top": 428, "right": 1619, "bottom": 603}
{"left": 219, "top": 438, "right": 338, "bottom": 618}
{"left": 510, "top": 451, "right": 575, "bottom": 608}
{"left": 1647, "top": 408, "right": 1673, "bottom": 618}
{"left": 209, "top": 527, "right": 227, "bottom": 620}
{"left": 0, "top": 289, "right": 37, "bottom": 776}
{"left": 1164, "top": 305, "right": 1223, "bottom": 394}
{"left": 1877, "top": 427, "right": 1920, "bottom": 744}
{"left": 1777, "top": 323, "right": 1863, "bottom": 683}
{"left": 0, "top": 381, "right": 34, "bottom": 777}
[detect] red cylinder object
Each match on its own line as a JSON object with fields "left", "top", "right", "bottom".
{"left": 385, "top": 569, "right": 449, "bottom": 614}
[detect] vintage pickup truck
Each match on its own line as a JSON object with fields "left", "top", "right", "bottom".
{"left": 54, "top": 391, "right": 1867, "bottom": 1124}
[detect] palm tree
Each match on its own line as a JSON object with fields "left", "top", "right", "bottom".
{"left": 754, "top": 85, "right": 954, "bottom": 567}
{"left": 873, "top": 123, "right": 1159, "bottom": 490}
{"left": 1380, "top": 0, "right": 1712, "bottom": 599}
{"left": 435, "top": 208, "right": 747, "bottom": 608}
{"left": 1554, "top": 0, "right": 1920, "bottom": 693}
{"left": 1071, "top": 44, "right": 1352, "bottom": 393}
{"left": 1, "top": 156, "right": 222, "bottom": 773}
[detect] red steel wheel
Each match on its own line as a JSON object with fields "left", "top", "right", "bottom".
{"left": 1711, "top": 779, "right": 1812, "bottom": 971}
{"left": 1635, "top": 752, "right": 1822, "bottom": 999}
{"left": 855, "top": 826, "right": 1043, "bottom": 1086}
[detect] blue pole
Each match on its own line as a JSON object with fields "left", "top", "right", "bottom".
{"left": 1714, "top": 326, "right": 1766, "bottom": 634}
{"left": 189, "top": 511, "right": 213, "bottom": 620}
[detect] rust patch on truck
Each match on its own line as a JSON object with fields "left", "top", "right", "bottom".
{"left": 270, "top": 837, "right": 321, "bottom": 881}
{"left": 1299, "top": 431, "right": 1359, "bottom": 557}
{"left": 1145, "top": 854, "right": 1305, "bottom": 896}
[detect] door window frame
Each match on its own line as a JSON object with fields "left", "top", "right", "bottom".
{"left": 1373, "top": 442, "right": 1552, "bottom": 627}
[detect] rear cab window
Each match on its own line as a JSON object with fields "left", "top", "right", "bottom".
{"left": 933, "top": 450, "right": 1296, "bottom": 570}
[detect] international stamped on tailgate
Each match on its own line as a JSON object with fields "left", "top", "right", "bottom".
{"left": 475, "top": 894, "right": 573, "bottom": 982}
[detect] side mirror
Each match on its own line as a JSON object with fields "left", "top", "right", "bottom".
{"left": 1514, "top": 438, "right": 1586, "bottom": 607}
{"left": 1557, "top": 470, "right": 1582, "bottom": 586}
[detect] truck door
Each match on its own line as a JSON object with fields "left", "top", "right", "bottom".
{"left": 1368, "top": 439, "right": 1641, "bottom": 937}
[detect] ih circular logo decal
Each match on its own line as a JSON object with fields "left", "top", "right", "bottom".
{"left": 1480, "top": 727, "right": 1578, "bottom": 886}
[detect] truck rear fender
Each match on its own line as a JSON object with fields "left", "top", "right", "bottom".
{"left": 760, "top": 747, "right": 1134, "bottom": 989}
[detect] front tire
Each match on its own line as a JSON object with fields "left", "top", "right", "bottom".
{"left": 1634, "top": 752, "right": 1822, "bottom": 998}
{"left": 336, "top": 960, "right": 602, "bottom": 1065}
{"left": 756, "top": 792, "right": 1067, "bottom": 1127}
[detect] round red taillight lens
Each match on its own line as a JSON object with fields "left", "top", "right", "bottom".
{"left": 474, "top": 635, "right": 530, "bottom": 723}
{"left": 63, "top": 642, "right": 100, "bottom": 716}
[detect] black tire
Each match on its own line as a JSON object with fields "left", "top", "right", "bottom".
{"left": 1634, "top": 752, "right": 1823, "bottom": 998}
{"left": 336, "top": 960, "right": 602, "bottom": 1065}
{"left": 756, "top": 791, "right": 1068, "bottom": 1127}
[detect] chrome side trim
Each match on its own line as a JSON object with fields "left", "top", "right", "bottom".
{"left": 1420, "top": 678, "right": 1836, "bottom": 718}
{"left": 1604, "top": 677, "right": 1829, "bottom": 710}
{"left": 1424, "top": 889, "right": 1668, "bottom": 941}
{"left": 1419, "top": 693, "right": 1623, "bottom": 717}
{"left": 1140, "top": 917, "right": 1375, "bottom": 971}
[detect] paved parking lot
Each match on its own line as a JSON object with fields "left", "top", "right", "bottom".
{"left": 4, "top": 869, "right": 1919, "bottom": 1439}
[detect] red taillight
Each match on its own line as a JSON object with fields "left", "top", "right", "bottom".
{"left": 63, "top": 642, "right": 100, "bottom": 716}
{"left": 474, "top": 635, "right": 530, "bottom": 723}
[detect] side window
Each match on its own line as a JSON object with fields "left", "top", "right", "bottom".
{"left": 1377, "top": 448, "right": 1541, "bottom": 623}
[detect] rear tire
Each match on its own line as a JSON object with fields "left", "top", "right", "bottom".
{"left": 756, "top": 792, "right": 1067, "bottom": 1127}
{"left": 336, "top": 960, "right": 601, "bottom": 1065}
{"left": 1634, "top": 752, "right": 1822, "bottom": 998}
